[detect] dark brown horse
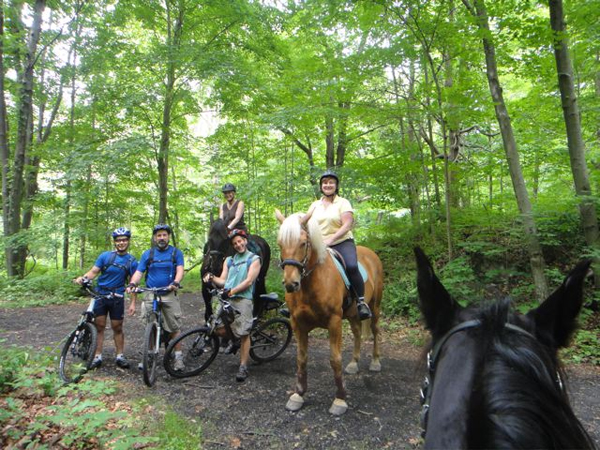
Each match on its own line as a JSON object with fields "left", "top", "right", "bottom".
{"left": 200, "top": 219, "right": 270, "bottom": 320}
{"left": 276, "top": 211, "right": 383, "bottom": 415}
{"left": 415, "top": 247, "right": 596, "bottom": 449}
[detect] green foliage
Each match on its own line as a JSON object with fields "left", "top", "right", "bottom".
{"left": 0, "top": 346, "right": 154, "bottom": 448}
{"left": 0, "top": 270, "right": 81, "bottom": 307}
{"left": 154, "top": 410, "right": 203, "bottom": 449}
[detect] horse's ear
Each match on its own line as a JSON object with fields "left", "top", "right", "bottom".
{"left": 527, "top": 259, "right": 592, "bottom": 348}
{"left": 275, "top": 209, "right": 286, "bottom": 224}
{"left": 414, "top": 247, "right": 460, "bottom": 339}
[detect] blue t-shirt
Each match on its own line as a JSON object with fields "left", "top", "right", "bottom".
{"left": 137, "top": 245, "right": 184, "bottom": 289}
{"left": 94, "top": 251, "right": 138, "bottom": 295}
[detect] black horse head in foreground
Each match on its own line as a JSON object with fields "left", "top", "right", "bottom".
{"left": 200, "top": 219, "right": 271, "bottom": 321}
{"left": 414, "top": 247, "right": 596, "bottom": 449}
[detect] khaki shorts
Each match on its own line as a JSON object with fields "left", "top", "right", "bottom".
{"left": 228, "top": 297, "right": 253, "bottom": 338}
{"left": 141, "top": 291, "right": 182, "bottom": 333}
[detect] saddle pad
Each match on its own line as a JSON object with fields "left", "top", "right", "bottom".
{"left": 328, "top": 248, "right": 368, "bottom": 290}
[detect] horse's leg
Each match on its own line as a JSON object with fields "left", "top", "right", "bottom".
{"left": 201, "top": 282, "right": 212, "bottom": 323}
{"left": 344, "top": 318, "right": 361, "bottom": 375}
{"left": 328, "top": 316, "right": 348, "bottom": 416}
{"left": 286, "top": 326, "right": 308, "bottom": 412}
{"left": 369, "top": 305, "right": 381, "bottom": 372}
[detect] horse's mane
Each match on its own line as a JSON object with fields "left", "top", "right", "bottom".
{"left": 278, "top": 213, "right": 327, "bottom": 264}
{"left": 210, "top": 218, "right": 228, "bottom": 240}
{"left": 471, "top": 299, "right": 595, "bottom": 449}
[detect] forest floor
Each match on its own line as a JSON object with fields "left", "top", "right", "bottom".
{"left": 1, "top": 292, "right": 599, "bottom": 449}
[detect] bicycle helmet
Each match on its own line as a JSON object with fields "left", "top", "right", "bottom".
{"left": 112, "top": 227, "right": 131, "bottom": 239}
{"left": 228, "top": 228, "right": 248, "bottom": 241}
{"left": 152, "top": 223, "right": 172, "bottom": 235}
{"left": 222, "top": 183, "right": 236, "bottom": 193}
{"left": 319, "top": 169, "right": 339, "bottom": 194}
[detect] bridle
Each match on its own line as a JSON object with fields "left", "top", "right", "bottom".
{"left": 279, "top": 232, "right": 315, "bottom": 279}
{"left": 419, "top": 319, "right": 555, "bottom": 437}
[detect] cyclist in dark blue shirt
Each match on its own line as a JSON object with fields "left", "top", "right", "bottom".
{"left": 75, "top": 227, "right": 138, "bottom": 370}
{"left": 127, "top": 224, "right": 185, "bottom": 370}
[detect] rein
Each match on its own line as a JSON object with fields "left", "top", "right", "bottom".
{"left": 279, "top": 231, "right": 315, "bottom": 279}
{"left": 419, "top": 319, "right": 548, "bottom": 437}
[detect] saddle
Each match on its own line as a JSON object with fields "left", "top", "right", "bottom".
{"left": 327, "top": 248, "right": 368, "bottom": 311}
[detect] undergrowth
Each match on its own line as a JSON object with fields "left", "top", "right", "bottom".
{"left": 0, "top": 345, "right": 203, "bottom": 449}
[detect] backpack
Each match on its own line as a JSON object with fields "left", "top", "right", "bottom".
{"left": 101, "top": 251, "right": 135, "bottom": 277}
{"left": 145, "top": 246, "right": 178, "bottom": 281}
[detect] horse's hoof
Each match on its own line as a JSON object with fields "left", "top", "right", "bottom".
{"left": 344, "top": 361, "right": 359, "bottom": 375}
{"left": 286, "top": 393, "right": 304, "bottom": 412}
{"left": 369, "top": 360, "right": 382, "bottom": 372}
{"left": 329, "top": 398, "right": 348, "bottom": 416}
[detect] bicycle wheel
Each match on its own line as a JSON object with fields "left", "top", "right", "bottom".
{"left": 142, "top": 321, "right": 159, "bottom": 387}
{"left": 59, "top": 322, "right": 97, "bottom": 384}
{"left": 250, "top": 318, "right": 292, "bottom": 363}
{"left": 164, "top": 327, "right": 219, "bottom": 378}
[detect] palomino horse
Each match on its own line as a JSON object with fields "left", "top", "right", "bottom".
{"left": 200, "top": 218, "right": 271, "bottom": 320}
{"left": 415, "top": 247, "right": 596, "bottom": 449}
{"left": 275, "top": 211, "right": 383, "bottom": 415}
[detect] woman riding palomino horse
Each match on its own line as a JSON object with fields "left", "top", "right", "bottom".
{"left": 275, "top": 208, "right": 383, "bottom": 416}
{"left": 305, "top": 170, "right": 372, "bottom": 320}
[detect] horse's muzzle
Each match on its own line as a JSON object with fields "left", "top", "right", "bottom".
{"left": 283, "top": 280, "right": 301, "bottom": 293}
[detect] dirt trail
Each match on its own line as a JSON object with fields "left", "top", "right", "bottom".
{"left": 1, "top": 293, "right": 598, "bottom": 449}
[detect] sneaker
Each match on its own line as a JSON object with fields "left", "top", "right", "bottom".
{"left": 138, "top": 362, "right": 143, "bottom": 371}
{"left": 236, "top": 365, "right": 248, "bottom": 382}
{"left": 174, "top": 358, "right": 185, "bottom": 371}
{"left": 90, "top": 357, "right": 102, "bottom": 370}
{"left": 357, "top": 301, "right": 372, "bottom": 321}
{"left": 115, "top": 355, "right": 130, "bottom": 369}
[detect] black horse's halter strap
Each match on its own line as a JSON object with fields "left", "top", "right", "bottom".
{"left": 419, "top": 319, "right": 543, "bottom": 436}
{"left": 279, "top": 235, "right": 315, "bottom": 279}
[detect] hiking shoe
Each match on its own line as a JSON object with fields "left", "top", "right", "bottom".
{"left": 174, "top": 358, "right": 185, "bottom": 371}
{"left": 90, "top": 357, "right": 102, "bottom": 370}
{"left": 115, "top": 355, "right": 130, "bottom": 369}
{"left": 137, "top": 362, "right": 143, "bottom": 371}
{"left": 236, "top": 365, "right": 248, "bottom": 382}
{"left": 357, "top": 301, "right": 372, "bottom": 320}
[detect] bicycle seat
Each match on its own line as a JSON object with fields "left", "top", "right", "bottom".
{"left": 260, "top": 292, "right": 279, "bottom": 301}
{"left": 260, "top": 293, "right": 282, "bottom": 311}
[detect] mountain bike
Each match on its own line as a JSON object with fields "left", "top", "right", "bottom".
{"left": 58, "top": 279, "right": 103, "bottom": 383}
{"left": 135, "top": 286, "right": 173, "bottom": 387}
{"left": 163, "top": 291, "right": 292, "bottom": 378}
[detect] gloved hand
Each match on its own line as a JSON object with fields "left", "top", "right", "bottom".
{"left": 220, "top": 288, "right": 231, "bottom": 300}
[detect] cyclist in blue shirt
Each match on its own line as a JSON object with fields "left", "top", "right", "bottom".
{"left": 75, "top": 227, "right": 138, "bottom": 370}
{"left": 127, "top": 224, "right": 185, "bottom": 370}
{"left": 203, "top": 229, "right": 261, "bottom": 382}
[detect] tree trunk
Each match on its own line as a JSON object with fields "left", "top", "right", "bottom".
{"left": 466, "top": 0, "right": 549, "bottom": 300}
{"left": 4, "top": 0, "right": 46, "bottom": 277}
{"left": 549, "top": 0, "right": 599, "bottom": 286}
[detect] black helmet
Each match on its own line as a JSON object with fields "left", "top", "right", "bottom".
{"left": 112, "top": 227, "right": 131, "bottom": 239}
{"left": 222, "top": 183, "right": 236, "bottom": 193}
{"left": 153, "top": 223, "right": 172, "bottom": 235}
{"left": 319, "top": 170, "right": 339, "bottom": 185}
{"left": 319, "top": 170, "right": 339, "bottom": 195}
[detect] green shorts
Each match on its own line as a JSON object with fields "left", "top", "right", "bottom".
{"left": 141, "top": 291, "right": 182, "bottom": 333}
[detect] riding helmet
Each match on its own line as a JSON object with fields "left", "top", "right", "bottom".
{"left": 222, "top": 183, "right": 236, "bottom": 193}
